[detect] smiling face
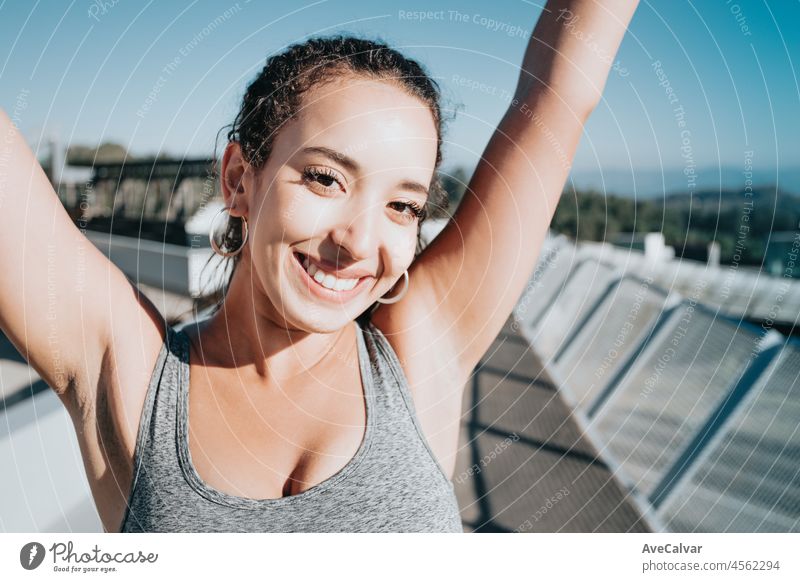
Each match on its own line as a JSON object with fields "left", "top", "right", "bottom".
{"left": 223, "top": 75, "right": 439, "bottom": 333}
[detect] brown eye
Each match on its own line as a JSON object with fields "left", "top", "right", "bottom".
{"left": 317, "top": 174, "right": 336, "bottom": 187}
{"left": 389, "top": 200, "right": 426, "bottom": 223}
{"left": 302, "top": 167, "right": 344, "bottom": 193}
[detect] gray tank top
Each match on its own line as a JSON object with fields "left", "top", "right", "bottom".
{"left": 119, "top": 316, "right": 463, "bottom": 532}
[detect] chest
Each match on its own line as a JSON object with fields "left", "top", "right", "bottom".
{"left": 186, "top": 358, "right": 367, "bottom": 499}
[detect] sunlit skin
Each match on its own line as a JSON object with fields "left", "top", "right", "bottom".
{"left": 0, "top": 0, "right": 638, "bottom": 532}
{"left": 187, "top": 77, "right": 437, "bottom": 382}
{"left": 172, "top": 77, "right": 439, "bottom": 500}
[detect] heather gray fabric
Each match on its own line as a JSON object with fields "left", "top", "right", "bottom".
{"left": 120, "top": 316, "right": 463, "bottom": 532}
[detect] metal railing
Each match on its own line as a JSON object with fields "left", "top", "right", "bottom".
{"left": 513, "top": 236, "right": 800, "bottom": 532}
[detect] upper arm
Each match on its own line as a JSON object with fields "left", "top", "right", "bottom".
{"left": 373, "top": 92, "right": 590, "bottom": 380}
{"left": 429, "top": 92, "right": 589, "bottom": 371}
{"left": 0, "top": 109, "right": 166, "bottom": 421}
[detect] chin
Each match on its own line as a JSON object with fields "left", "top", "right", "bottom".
{"left": 282, "top": 299, "right": 361, "bottom": 334}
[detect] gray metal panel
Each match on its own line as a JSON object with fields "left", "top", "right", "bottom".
{"left": 591, "top": 305, "right": 760, "bottom": 498}
{"left": 658, "top": 341, "right": 800, "bottom": 532}
{"left": 704, "top": 269, "right": 763, "bottom": 317}
{"left": 648, "top": 260, "right": 705, "bottom": 299}
{"left": 746, "top": 277, "right": 800, "bottom": 325}
{"left": 527, "top": 259, "right": 619, "bottom": 362}
{"left": 555, "top": 277, "right": 671, "bottom": 410}
{"left": 514, "top": 238, "right": 575, "bottom": 330}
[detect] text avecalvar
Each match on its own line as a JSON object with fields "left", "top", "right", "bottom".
{"left": 642, "top": 544, "right": 702, "bottom": 554}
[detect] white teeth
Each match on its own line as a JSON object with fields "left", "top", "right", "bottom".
{"left": 322, "top": 273, "right": 336, "bottom": 289}
{"left": 300, "top": 255, "right": 360, "bottom": 292}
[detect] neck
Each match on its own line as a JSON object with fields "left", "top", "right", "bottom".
{"left": 189, "top": 256, "right": 355, "bottom": 384}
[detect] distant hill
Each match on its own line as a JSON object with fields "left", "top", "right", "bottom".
{"left": 551, "top": 184, "right": 800, "bottom": 267}
{"left": 663, "top": 186, "right": 800, "bottom": 233}
{"left": 567, "top": 166, "right": 800, "bottom": 199}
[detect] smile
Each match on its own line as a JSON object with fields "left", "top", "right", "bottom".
{"left": 291, "top": 251, "right": 371, "bottom": 302}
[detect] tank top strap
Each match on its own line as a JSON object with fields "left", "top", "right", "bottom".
{"left": 358, "top": 317, "right": 414, "bottom": 403}
{"left": 120, "top": 324, "right": 185, "bottom": 532}
{"left": 357, "top": 317, "right": 453, "bottom": 486}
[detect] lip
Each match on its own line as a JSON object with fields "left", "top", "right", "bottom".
{"left": 291, "top": 251, "right": 372, "bottom": 303}
{"left": 304, "top": 253, "right": 374, "bottom": 279}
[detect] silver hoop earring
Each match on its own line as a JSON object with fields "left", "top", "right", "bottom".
{"left": 209, "top": 206, "right": 248, "bottom": 257}
{"left": 376, "top": 270, "right": 409, "bottom": 304}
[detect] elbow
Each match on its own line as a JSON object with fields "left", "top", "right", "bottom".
{"left": 561, "top": 89, "right": 601, "bottom": 125}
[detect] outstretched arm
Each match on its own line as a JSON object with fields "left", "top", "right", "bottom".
{"left": 374, "top": 0, "right": 639, "bottom": 378}
{"left": 0, "top": 107, "right": 167, "bottom": 475}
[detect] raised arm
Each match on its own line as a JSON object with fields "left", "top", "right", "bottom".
{"left": 374, "top": 0, "right": 638, "bottom": 379}
{"left": 0, "top": 109, "right": 166, "bottom": 467}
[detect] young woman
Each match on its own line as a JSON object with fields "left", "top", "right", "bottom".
{"left": 0, "top": 0, "right": 637, "bottom": 532}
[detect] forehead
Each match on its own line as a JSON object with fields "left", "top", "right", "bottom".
{"left": 277, "top": 76, "right": 438, "bottom": 174}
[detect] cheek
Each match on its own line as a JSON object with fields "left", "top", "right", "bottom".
{"left": 252, "top": 185, "right": 316, "bottom": 243}
{"left": 386, "top": 233, "right": 418, "bottom": 267}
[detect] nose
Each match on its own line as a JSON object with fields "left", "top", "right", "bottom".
{"left": 329, "top": 206, "right": 379, "bottom": 263}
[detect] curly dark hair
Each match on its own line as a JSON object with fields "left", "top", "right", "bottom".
{"left": 198, "top": 34, "right": 451, "bottom": 316}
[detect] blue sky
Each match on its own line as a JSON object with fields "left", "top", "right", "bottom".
{"left": 2, "top": 0, "right": 798, "bottom": 195}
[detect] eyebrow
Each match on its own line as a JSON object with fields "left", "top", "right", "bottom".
{"left": 301, "top": 146, "right": 430, "bottom": 197}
